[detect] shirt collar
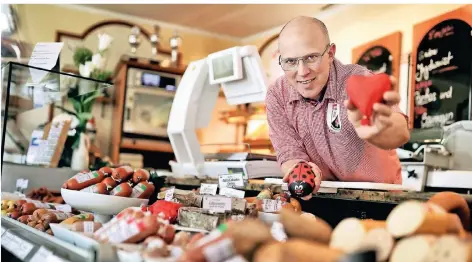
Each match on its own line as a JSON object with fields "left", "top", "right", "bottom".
{"left": 287, "top": 59, "right": 340, "bottom": 104}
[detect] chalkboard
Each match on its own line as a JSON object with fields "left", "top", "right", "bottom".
{"left": 356, "top": 46, "right": 393, "bottom": 75}
{"left": 413, "top": 18, "right": 472, "bottom": 129}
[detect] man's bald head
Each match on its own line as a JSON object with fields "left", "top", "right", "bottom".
{"left": 278, "top": 16, "right": 330, "bottom": 48}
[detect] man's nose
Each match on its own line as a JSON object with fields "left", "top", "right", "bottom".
{"left": 297, "top": 61, "right": 310, "bottom": 76}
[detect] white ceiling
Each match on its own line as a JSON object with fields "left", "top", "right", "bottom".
{"left": 82, "top": 4, "right": 334, "bottom": 39}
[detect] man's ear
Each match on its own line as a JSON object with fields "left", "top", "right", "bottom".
{"left": 329, "top": 44, "right": 336, "bottom": 61}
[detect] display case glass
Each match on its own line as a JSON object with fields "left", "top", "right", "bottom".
{"left": 1, "top": 62, "right": 113, "bottom": 169}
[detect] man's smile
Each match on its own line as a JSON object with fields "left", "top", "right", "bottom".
{"left": 297, "top": 77, "right": 316, "bottom": 85}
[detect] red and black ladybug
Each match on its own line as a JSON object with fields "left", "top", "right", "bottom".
{"left": 287, "top": 161, "right": 316, "bottom": 197}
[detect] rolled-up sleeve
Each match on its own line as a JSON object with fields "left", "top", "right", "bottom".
{"left": 266, "top": 87, "right": 310, "bottom": 166}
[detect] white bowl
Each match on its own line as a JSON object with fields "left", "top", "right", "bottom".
{"left": 61, "top": 188, "right": 149, "bottom": 216}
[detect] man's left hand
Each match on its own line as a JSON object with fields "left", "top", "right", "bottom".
{"left": 344, "top": 77, "right": 400, "bottom": 140}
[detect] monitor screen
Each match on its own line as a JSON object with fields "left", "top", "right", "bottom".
{"left": 141, "top": 72, "right": 177, "bottom": 91}
{"left": 211, "top": 53, "right": 235, "bottom": 81}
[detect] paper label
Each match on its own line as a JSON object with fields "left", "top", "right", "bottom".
{"left": 200, "top": 183, "right": 218, "bottom": 195}
{"left": 131, "top": 184, "right": 146, "bottom": 198}
{"left": 219, "top": 187, "right": 245, "bottom": 198}
{"left": 281, "top": 183, "right": 289, "bottom": 191}
{"left": 29, "top": 200, "right": 52, "bottom": 209}
{"left": 83, "top": 221, "right": 95, "bottom": 233}
{"left": 74, "top": 172, "right": 98, "bottom": 184}
{"left": 54, "top": 204, "right": 72, "bottom": 213}
{"left": 80, "top": 184, "right": 98, "bottom": 193}
{"left": 165, "top": 187, "right": 175, "bottom": 201}
{"left": 54, "top": 212, "right": 71, "bottom": 221}
{"left": 28, "top": 42, "right": 64, "bottom": 83}
{"left": 218, "top": 173, "right": 244, "bottom": 188}
{"left": 202, "top": 238, "right": 234, "bottom": 262}
{"left": 1, "top": 231, "right": 35, "bottom": 260}
{"left": 110, "top": 185, "right": 122, "bottom": 195}
{"left": 264, "top": 178, "right": 284, "bottom": 184}
{"left": 271, "top": 221, "right": 288, "bottom": 242}
{"left": 202, "top": 196, "right": 232, "bottom": 213}
{"left": 262, "top": 199, "right": 282, "bottom": 213}
{"left": 107, "top": 219, "right": 140, "bottom": 244}
{"left": 30, "top": 246, "right": 53, "bottom": 262}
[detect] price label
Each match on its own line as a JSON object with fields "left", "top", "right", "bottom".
{"left": 30, "top": 246, "right": 53, "bottom": 262}
{"left": 262, "top": 199, "right": 282, "bottom": 213}
{"left": 271, "top": 221, "right": 288, "bottom": 242}
{"left": 165, "top": 187, "right": 175, "bottom": 201}
{"left": 219, "top": 187, "right": 245, "bottom": 198}
{"left": 218, "top": 173, "right": 244, "bottom": 188}
{"left": 200, "top": 183, "right": 218, "bottom": 195}
{"left": 1, "top": 232, "right": 34, "bottom": 260}
{"left": 202, "top": 196, "right": 232, "bottom": 213}
{"left": 54, "top": 204, "right": 72, "bottom": 213}
{"left": 264, "top": 178, "right": 284, "bottom": 184}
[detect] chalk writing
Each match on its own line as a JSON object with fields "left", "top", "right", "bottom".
{"left": 421, "top": 112, "right": 454, "bottom": 128}
{"left": 416, "top": 51, "right": 454, "bottom": 81}
{"left": 439, "top": 86, "right": 453, "bottom": 99}
{"left": 428, "top": 25, "right": 454, "bottom": 40}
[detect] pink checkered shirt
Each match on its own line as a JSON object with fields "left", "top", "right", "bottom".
{"left": 266, "top": 59, "right": 403, "bottom": 184}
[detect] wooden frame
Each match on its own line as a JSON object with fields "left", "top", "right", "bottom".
{"left": 409, "top": 5, "right": 472, "bottom": 129}
{"left": 352, "top": 31, "right": 402, "bottom": 91}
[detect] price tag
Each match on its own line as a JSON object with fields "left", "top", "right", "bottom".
{"left": 202, "top": 195, "right": 232, "bottom": 213}
{"left": 264, "top": 178, "right": 284, "bottom": 184}
{"left": 281, "top": 183, "right": 288, "bottom": 191}
{"left": 200, "top": 183, "right": 218, "bottom": 195}
{"left": 262, "top": 199, "right": 282, "bottom": 213}
{"left": 271, "top": 221, "right": 288, "bottom": 242}
{"left": 218, "top": 173, "right": 244, "bottom": 188}
{"left": 54, "top": 204, "right": 72, "bottom": 213}
{"left": 21, "top": 179, "right": 29, "bottom": 189}
{"left": 165, "top": 187, "right": 175, "bottom": 201}
{"left": 30, "top": 246, "right": 53, "bottom": 262}
{"left": 1, "top": 232, "right": 34, "bottom": 260}
{"left": 219, "top": 187, "right": 245, "bottom": 198}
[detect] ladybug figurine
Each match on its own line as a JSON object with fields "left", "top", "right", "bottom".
{"left": 287, "top": 161, "right": 316, "bottom": 198}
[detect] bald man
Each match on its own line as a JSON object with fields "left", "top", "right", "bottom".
{"left": 266, "top": 16, "right": 410, "bottom": 194}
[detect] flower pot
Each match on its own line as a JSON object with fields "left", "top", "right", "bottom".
{"left": 71, "top": 132, "right": 90, "bottom": 171}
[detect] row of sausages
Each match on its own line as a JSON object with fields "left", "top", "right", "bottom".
{"left": 62, "top": 166, "right": 154, "bottom": 199}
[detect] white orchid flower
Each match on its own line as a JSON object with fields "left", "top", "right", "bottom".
{"left": 79, "top": 61, "right": 94, "bottom": 78}
{"left": 98, "top": 33, "right": 113, "bottom": 52}
{"left": 91, "top": 53, "right": 106, "bottom": 70}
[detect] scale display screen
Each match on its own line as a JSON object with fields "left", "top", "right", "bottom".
{"left": 141, "top": 72, "right": 176, "bottom": 91}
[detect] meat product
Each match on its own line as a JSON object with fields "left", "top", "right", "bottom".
{"left": 7, "top": 211, "right": 21, "bottom": 220}
{"left": 146, "top": 200, "right": 183, "bottom": 223}
{"left": 17, "top": 215, "right": 33, "bottom": 224}
{"left": 226, "top": 219, "right": 274, "bottom": 261}
{"left": 279, "top": 239, "right": 343, "bottom": 262}
{"left": 279, "top": 208, "right": 332, "bottom": 244}
{"left": 106, "top": 215, "right": 160, "bottom": 244}
{"left": 111, "top": 166, "right": 134, "bottom": 182}
{"left": 156, "top": 223, "right": 176, "bottom": 244}
{"left": 110, "top": 182, "right": 133, "bottom": 197}
{"left": 132, "top": 168, "right": 150, "bottom": 184}
{"left": 330, "top": 218, "right": 393, "bottom": 261}
{"left": 130, "top": 181, "right": 155, "bottom": 199}
{"left": 35, "top": 222, "right": 47, "bottom": 232}
{"left": 427, "top": 191, "right": 471, "bottom": 231}
{"left": 63, "top": 171, "right": 105, "bottom": 190}
{"left": 41, "top": 210, "right": 74, "bottom": 226}
{"left": 173, "top": 231, "right": 191, "bottom": 248}
{"left": 425, "top": 235, "right": 472, "bottom": 262}
{"left": 33, "top": 209, "right": 52, "bottom": 220}
{"left": 178, "top": 227, "right": 235, "bottom": 262}
{"left": 20, "top": 201, "right": 55, "bottom": 215}
{"left": 71, "top": 221, "right": 102, "bottom": 234}
{"left": 386, "top": 200, "right": 464, "bottom": 238}
{"left": 99, "top": 167, "right": 114, "bottom": 177}
{"left": 60, "top": 213, "right": 94, "bottom": 225}
{"left": 390, "top": 235, "right": 437, "bottom": 262}
{"left": 101, "top": 177, "right": 118, "bottom": 190}
{"left": 80, "top": 183, "right": 108, "bottom": 194}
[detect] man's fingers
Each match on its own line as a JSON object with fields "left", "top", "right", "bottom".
{"left": 373, "top": 103, "right": 392, "bottom": 116}
{"left": 389, "top": 75, "right": 397, "bottom": 89}
{"left": 375, "top": 115, "right": 393, "bottom": 129}
{"left": 383, "top": 91, "right": 400, "bottom": 105}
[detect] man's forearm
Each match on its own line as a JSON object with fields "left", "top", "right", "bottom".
{"left": 367, "top": 113, "right": 410, "bottom": 150}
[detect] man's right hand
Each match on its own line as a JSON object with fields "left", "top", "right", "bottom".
{"left": 282, "top": 160, "right": 322, "bottom": 198}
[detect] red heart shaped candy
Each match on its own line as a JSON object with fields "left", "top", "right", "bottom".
{"left": 346, "top": 73, "right": 392, "bottom": 125}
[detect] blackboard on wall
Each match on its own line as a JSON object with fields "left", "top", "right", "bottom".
{"left": 409, "top": 5, "right": 472, "bottom": 129}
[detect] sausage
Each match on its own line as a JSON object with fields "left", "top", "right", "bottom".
{"left": 41, "top": 210, "right": 74, "bottom": 226}
{"left": 425, "top": 235, "right": 472, "bottom": 262}
{"left": 130, "top": 181, "right": 155, "bottom": 199}
{"left": 35, "top": 222, "right": 48, "bottom": 232}
{"left": 18, "top": 215, "right": 33, "bottom": 224}
{"left": 173, "top": 231, "right": 191, "bottom": 248}
{"left": 132, "top": 169, "right": 150, "bottom": 184}
{"left": 390, "top": 235, "right": 437, "bottom": 262}
{"left": 111, "top": 166, "right": 134, "bottom": 183}
{"left": 99, "top": 167, "right": 114, "bottom": 177}
{"left": 427, "top": 191, "right": 471, "bottom": 231}
{"left": 33, "top": 209, "right": 52, "bottom": 220}
{"left": 27, "top": 221, "right": 38, "bottom": 228}
{"left": 386, "top": 200, "right": 464, "bottom": 238}
{"left": 156, "top": 223, "right": 176, "bottom": 244}
{"left": 110, "top": 182, "right": 133, "bottom": 197}
{"left": 20, "top": 202, "right": 55, "bottom": 215}
{"left": 7, "top": 211, "right": 21, "bottom": 220}
{"left": 106, "top": 215, "right": 160, "bottom": 244}
{"left": 80, "top": 183, "right": 108, "bottom": 195}
{"left": 101, "top": 177, "right": 118, "bottom": 190}
{"left": 64, "top": 171, "right": 105, "bottom": 190}
{"left": 178, "top": 232, "right": 235, "bottom": 262}
{"left": 71, "top": 221, "right": 102, "bottom": 233}
{"left": 280, "top": 208, "right": 332, "bottom": 244}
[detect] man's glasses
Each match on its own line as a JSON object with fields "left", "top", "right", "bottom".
{"left": 279, "top": 43, "right": 332, "bottom": 71}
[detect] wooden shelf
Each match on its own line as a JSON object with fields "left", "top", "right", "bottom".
{"left": 121, "top": 138, "right": 173, "bottom": 153}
